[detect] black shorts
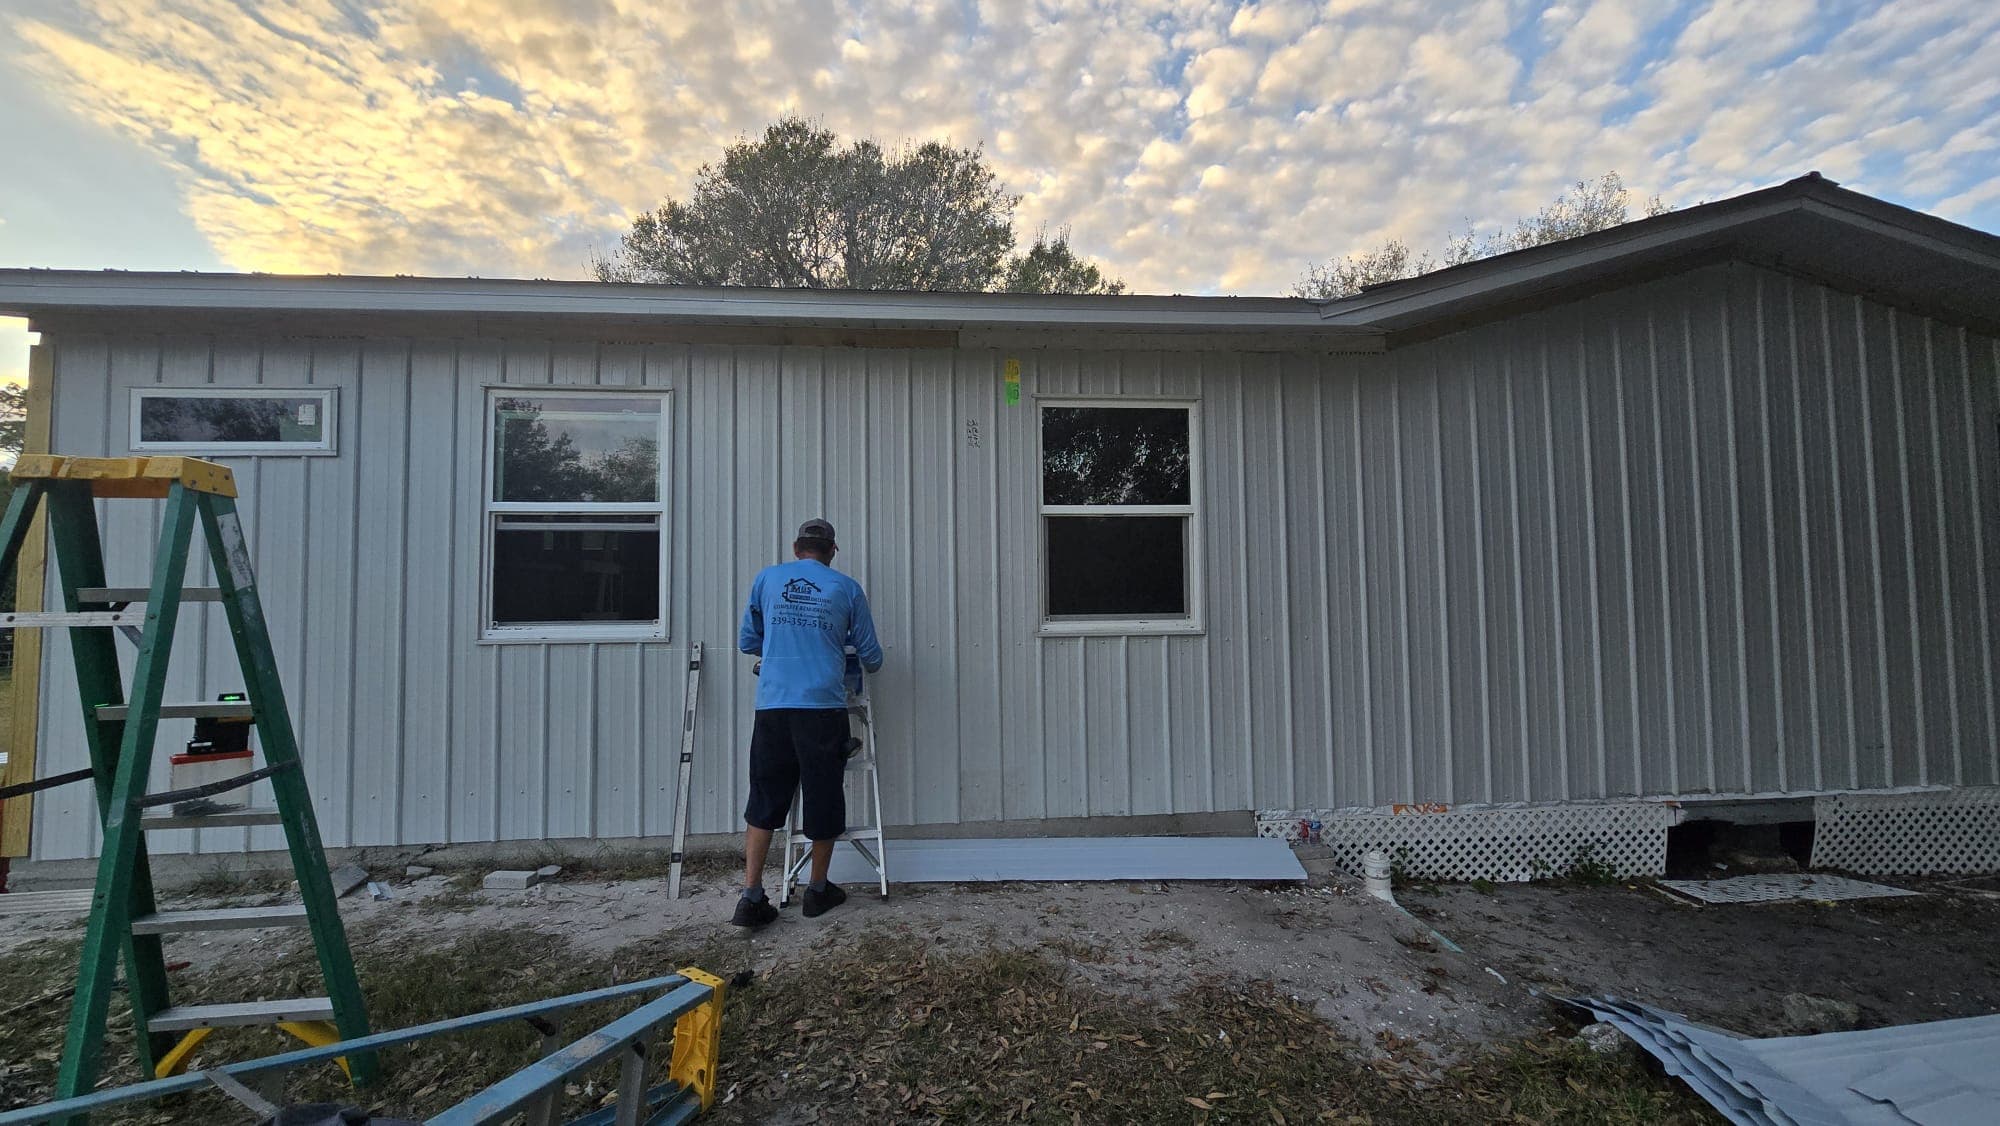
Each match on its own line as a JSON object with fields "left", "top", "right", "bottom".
{"left": 743, "top": 708, "right": 849, "bottom": 841}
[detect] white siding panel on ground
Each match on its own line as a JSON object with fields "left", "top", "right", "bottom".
{"left": 28, "top": 262, "right": 2000, "bottom": 860}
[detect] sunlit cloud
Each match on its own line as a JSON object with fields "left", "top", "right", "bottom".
{"left": 9, "top": 0, "right": 2000, "bottom": 294}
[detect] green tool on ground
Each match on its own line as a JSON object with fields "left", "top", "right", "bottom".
{"left": 0, "top": 454, "right": 372, "bottom": 1117}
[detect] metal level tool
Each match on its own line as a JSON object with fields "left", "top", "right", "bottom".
{"left": 0, "top": 454, "right": 373, "bottom": 1119}
{"left": 667, "top": 643, "right": 702, "bottom": 899}
{"left": 778, "top": 660, "right": 889, "bottom": 904}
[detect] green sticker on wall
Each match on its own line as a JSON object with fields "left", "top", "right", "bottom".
{"left": 1003, "top": 357, "right": 1021, "bottom": 406}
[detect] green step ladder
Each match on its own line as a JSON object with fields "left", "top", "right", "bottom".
{"left": 0, "top": 454, "right": 372, "bottom": 1114}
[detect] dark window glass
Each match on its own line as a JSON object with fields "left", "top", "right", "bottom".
{"left": 492, "top": 515, "right": 660, "bottom": 626}
{"left": 139, "top": 395, "right": 326, "bottom": 444}
{"left": 1042, "top": 406, "right": 1191, "bottom": 506}
{"left": 1046, "top": 516, "right": 1186, "bottom": 616}
{"left": 494, "top": 397, "right": 662, "bottom": 503}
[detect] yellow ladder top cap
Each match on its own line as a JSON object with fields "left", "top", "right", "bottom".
{"left": 10, "top": 455, "right": 238, "bottom": 498}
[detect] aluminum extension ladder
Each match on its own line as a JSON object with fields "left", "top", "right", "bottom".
{"left": 778, "top": 670, "right": 888, "bottom": 905}
{"left": 0, "top": 455, "right": 372, "bottom": 1116}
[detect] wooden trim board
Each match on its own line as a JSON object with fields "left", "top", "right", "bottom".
{"left": 2, "top": 339, "right": 53, "bottom": 858}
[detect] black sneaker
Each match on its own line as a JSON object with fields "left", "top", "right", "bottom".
{"left": 731, "top": 895, "right": 778, "bottom": 928}
{"left": 801, "top": 881, "right": 847, "bottom": 918}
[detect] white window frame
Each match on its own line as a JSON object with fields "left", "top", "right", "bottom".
{"left": 480, "top": 387, "right": 671, "bottom": 643}
{"left": 1037, "top": 396, "right": 1204, "bottom": 637}
{"left": 130, "top": 386, "right": 339, "bottom": 455}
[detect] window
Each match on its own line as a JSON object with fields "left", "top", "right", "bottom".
{"left": 131, "top": 388, "right": 338, "bottom": 454}
{"left": 1040, "top": 401, "right": 1201, "bottom": 633}
{"left": 484, "top": 391, "right": 668, "bottom": 640}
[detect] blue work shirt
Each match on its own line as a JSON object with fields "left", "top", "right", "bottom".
{"left": 738, "top": 559, "right": 884, "bottom": 709}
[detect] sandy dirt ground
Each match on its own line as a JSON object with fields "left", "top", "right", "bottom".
{"left": 6, "top": 856, "right": 1997, "bottom": 1060}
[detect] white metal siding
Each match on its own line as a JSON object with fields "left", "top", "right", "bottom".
{"left": 28, "top": 262, "right": 2000, "bottom": 859}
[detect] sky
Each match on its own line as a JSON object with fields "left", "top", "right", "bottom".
{"left": 3, "top": 0, "right": 1999, "bottom": 386}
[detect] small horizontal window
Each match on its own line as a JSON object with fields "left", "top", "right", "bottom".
{"left": 131, "top": 388, "right": 337, "bottom": 454}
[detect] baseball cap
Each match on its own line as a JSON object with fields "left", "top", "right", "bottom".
{"left": 796, "top": 518, "right": 837, "bottom": 544}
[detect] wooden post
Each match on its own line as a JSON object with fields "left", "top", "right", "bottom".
{"left": 1, "top": 339, "right": 53, "bottom": 859}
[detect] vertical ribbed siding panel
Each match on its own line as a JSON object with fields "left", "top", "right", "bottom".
{"left": 1277, "top": 354, "right": 1330, "bottom": 810}
{"left": 494, "top": 343, "right": 548, "bottom": 839}
{"left": 1794, "top": 282, "right": 1856, "bottom": 787}
{"left": 734, "top": 348, "right": 784, "bottom": 826}
{"left": 1962, "top": 334, "right": 2000, "bottom": 787}
{"left": 398, "top": 342, "right": 455, "bottom": 844}
{"left": 907, "top": 349, "right": 962, "bottom": 823}
{"left": 1729, "top": 270, "right": 1783, "bottom": 794}
{"left": 686, "top": 344, "right": 740, "bottom": 835}
{"left": 1076, "top": 353, "right": 1132, "bottom": 815}
{"left": 1205, "top": 352, "right": 1254, "bottom": 810}
{"left": 995, "top": 351, "right": 1043, "bottom": 821}
{"left": 1545, "top": 327, "right": 1595, "bottom": 799}
{"left": 952, "top": 350, "right": 1004, "bottom": 821}
{"left": 1902, "top": 316, "right": 1954, "bottom": 788}
{"left": 1125, "top": 351, "right": 1175, "bottom": 815}
{"left": 349, "top": 340, "right": 411, "bottom": 845}
{"left": 299, "top": 339, "right": 360, "bottom": 845}
{"left": 1472, "top": 339, "right": 1526, "bottom": 802}
{"left": 1160, "top": 353, "right": 1211, "bottom": 812}
{"left": 32, "top": 338, "right": 109, "bottom": 862}
{"left": 643, "top": 343, "right": 690, "bottom": 837}
{"left": 1356, "top": 356, "right": 1407, "bottom": 801}
{"left": 1510, "top": 328, "right": 1564, "bottom": 799}
{"left": 1868, "top": 309, "right": 1923, "bottom": 787}
{"left": 1582, "top": 312, "right": 1638, "bottom": 796}
{"left": 449, "top": 340, "right": 501, "bottom": 842}
{"left": 538, "top": 344, "right": 598, "bottom": 840}
{"left": 1398, "top": 350, "right": 1448, "bottom": 803}
{"left": 246, "top": 339, "right": 311, "bottom": 853}
{"left": 151, "top": 340, "right": 207, "bottom": 855}
{"left": 1689, "top": 291, "right": 1744, "bottom": 795}
{"left": 1760, "top": 275, "right": 1820, "bottom": 791}
{"left": 1826, "top": 295, "right": 1891, "bottom": 788}
{"left": 588, "top": 344, "right": 645, "bottom": 840}
{"left": 1437, "top": 337, "right": 1488, "bottom": 803}
{"left": 862, "top": 349, "right": 917, "bottom": 822}
{"left": 1240, "top": 353, "right": 1292, "bottom": 809}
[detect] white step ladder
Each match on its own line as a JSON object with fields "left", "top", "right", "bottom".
{"left": 779, "top": 684, "right": 888, "bottom": 904}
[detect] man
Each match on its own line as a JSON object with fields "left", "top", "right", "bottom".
{"left": 734, "top": 518, "right": 884, "bottom": 927}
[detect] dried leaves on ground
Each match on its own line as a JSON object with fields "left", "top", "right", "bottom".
{"left": 0, "top": 924, "right": 1716, "bottom": 1124}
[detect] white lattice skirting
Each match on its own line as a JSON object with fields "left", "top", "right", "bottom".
{"left": 1810, "top": 788, "right": 2000, "bottom": 875}
{"left": 1257, "top": 802, "right": 1673, "bottom": 883}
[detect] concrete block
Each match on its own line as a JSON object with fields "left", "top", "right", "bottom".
{"left": 534, "top": 865, "right": 563, "bottom": 879}
{"left": 404, "top": 865, "right": 436, "bottom": 878}
{"left": 328, "top": 863, "right": 370, "bottom": 898}
{"left": 483, "top": 869, "right": 543, "bottom": 891}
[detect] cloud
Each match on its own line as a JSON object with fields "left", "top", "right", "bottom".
{"left": 8, "top": 0, "right": 1999, "bottom": 295}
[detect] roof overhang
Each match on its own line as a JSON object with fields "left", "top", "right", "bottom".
{"left": 0, "top": 271, "right": 1386, "bottom": 352}
{"left": 1317, "top": 174, "right": 2000, "bottom": 340}
{"left": 3, "top": 174, "right": 1995, "bottom": 351}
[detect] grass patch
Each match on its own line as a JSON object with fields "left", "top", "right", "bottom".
{"left": 1, "top": 927, "right": 1718, "bottom": 1124}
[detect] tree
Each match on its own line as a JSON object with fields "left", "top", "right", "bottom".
{"left": 0, "top": 382, "right": 24, "bottom": 460}
{"left": 1294, "top": 173, "right": 1671, "bottom": 298}
{"left": 1002, "top": 229, "right": 1127, "bottom": 295}
{"left": 0, "top": 381, "right": 24, "bottom": 617}
{"left": 596, "top": 117, "right": 1124, "bottom": 294}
